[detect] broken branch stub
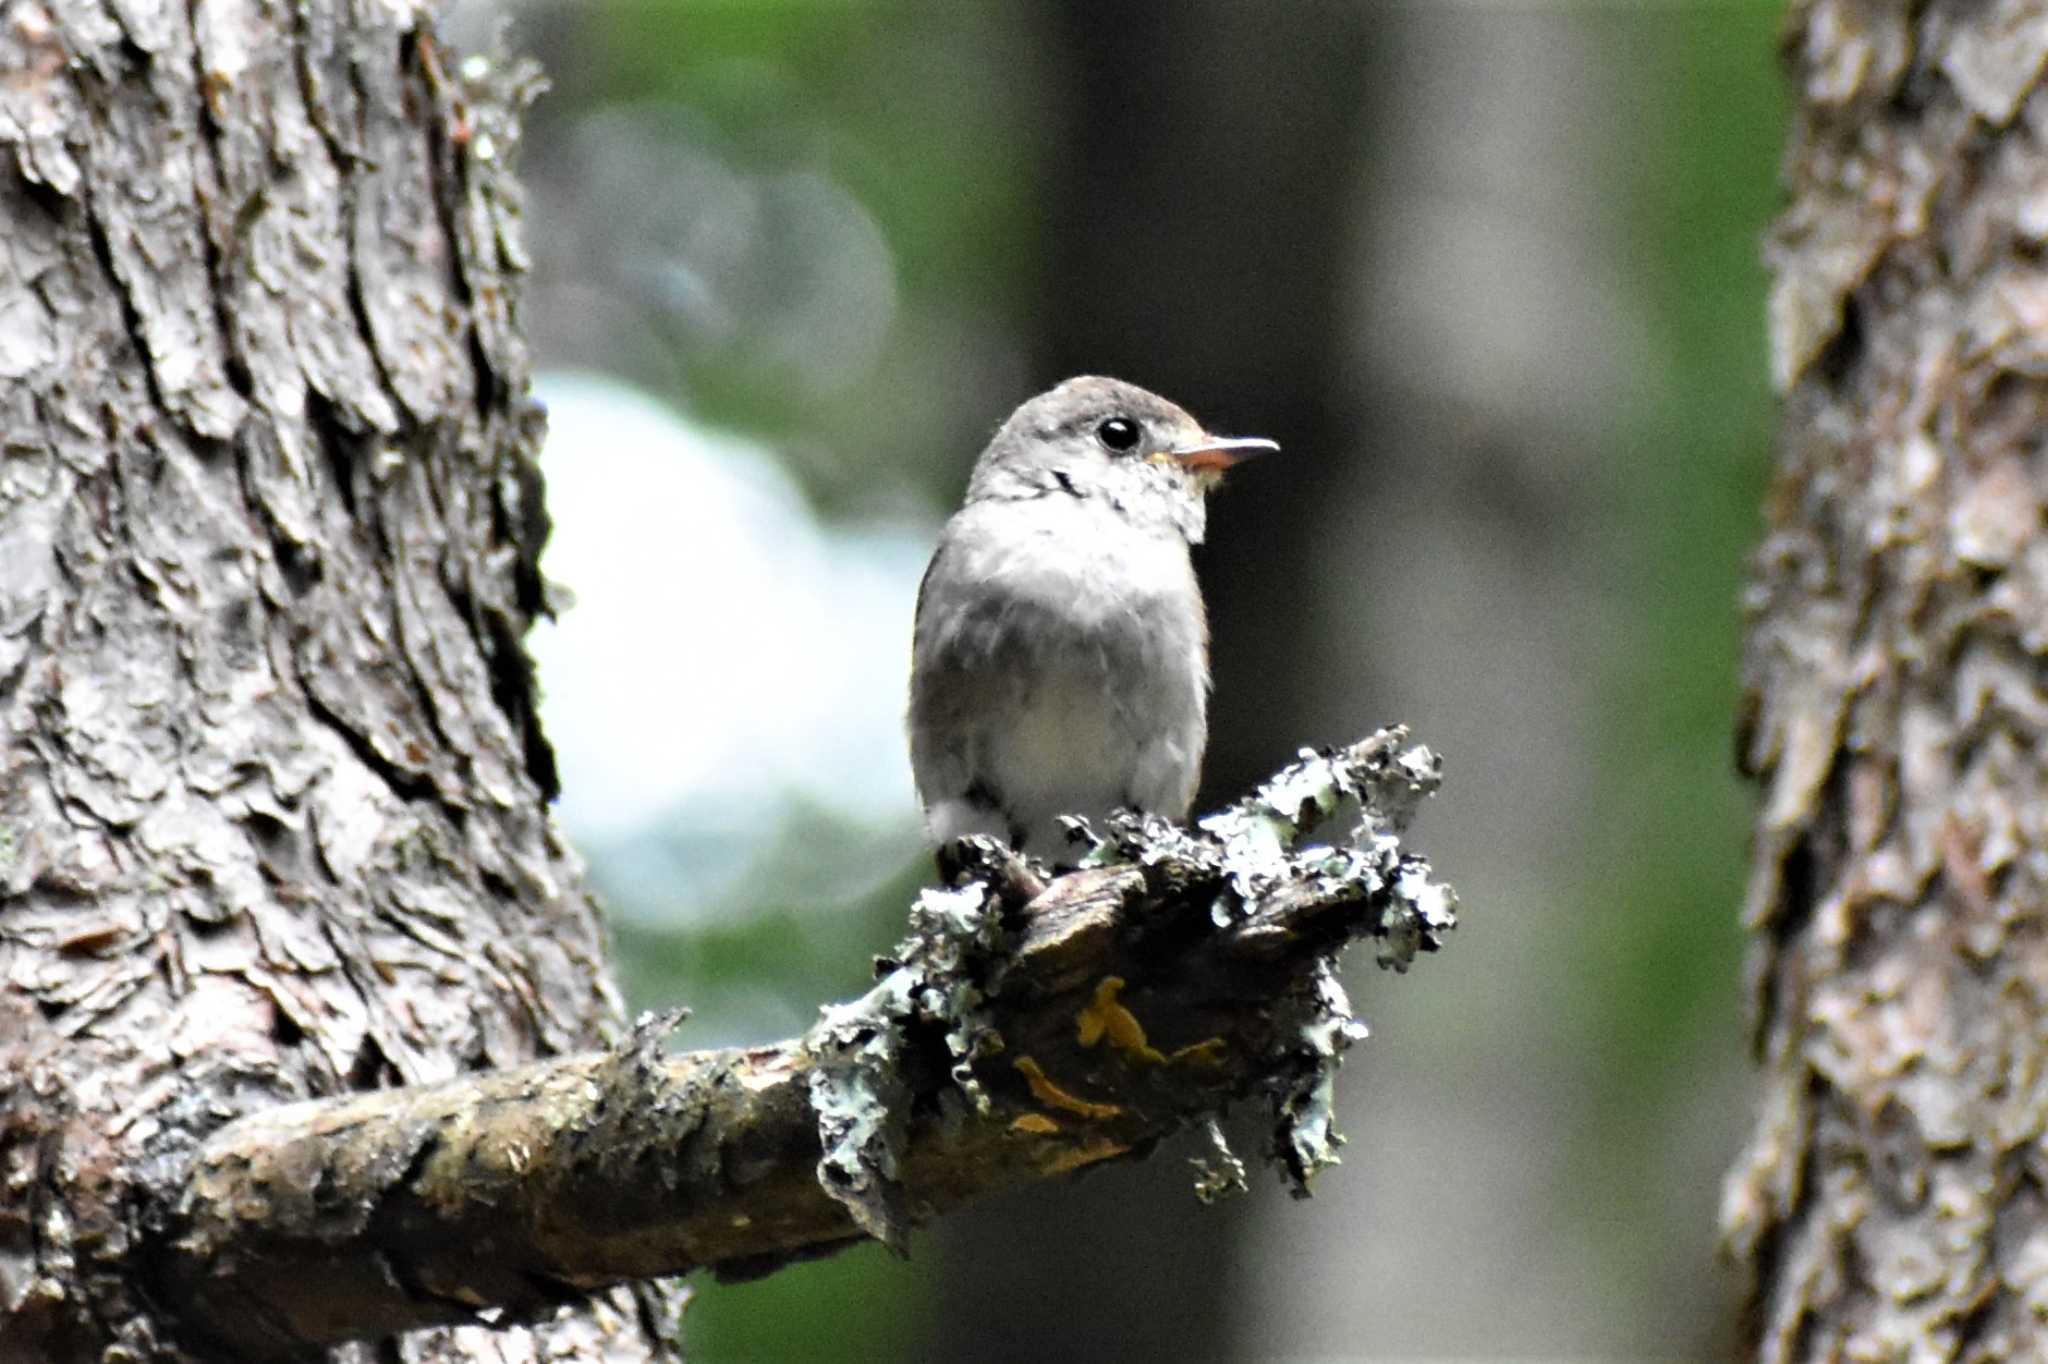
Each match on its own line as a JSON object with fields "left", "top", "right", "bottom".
{"left": 818, "top": 724, "right": 1457, "bottom": 1230}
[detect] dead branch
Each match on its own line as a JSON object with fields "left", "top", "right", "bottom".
{"left": 154, "top": 729, "right": 1456, "bottom": 1359}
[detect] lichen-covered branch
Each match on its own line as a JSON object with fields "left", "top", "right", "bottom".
{"left": 157, "top": 730, "right": 1455, "bottom": 1359}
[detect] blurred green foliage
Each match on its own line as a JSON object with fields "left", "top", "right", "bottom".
{"left": 1600, "top": 4, "right": 1782, "bottom": 1066}
{"left": 673, "top": 1241, "right": 931, "bottom": 1361}
{"left": 1571, "top": 2, "right": 1783, "bottom": 1308}
{"left": 589, "top": 4, "right": 1048, "bottom": 514}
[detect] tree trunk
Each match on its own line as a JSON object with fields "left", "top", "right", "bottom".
{"left": 0, "top": 3, "right": 674, "bottom": 1358}
{"left": 1725, "top": 4, "right": 2048, "bottom": 1358}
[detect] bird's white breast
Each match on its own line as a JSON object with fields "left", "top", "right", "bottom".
{"left": 911, "top": 494, "right": 1209, "bottom": 853}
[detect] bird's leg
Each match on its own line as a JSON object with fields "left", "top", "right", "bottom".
{"left": 936, "top": 835, "right": 1048, "bottom": 909}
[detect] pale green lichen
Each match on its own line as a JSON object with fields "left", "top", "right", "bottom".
{"left": 1189, "top": 1118, "right": 1249, "bottom": 1204}
{"left": 807, "top": 881, "right": 1003, "bottom": 1248}
{"left": 900, "top": 875, "right": 1009, "bottom": 1108}
{"left": 1204, "top": 731, "right": 1456, "bottom": 1188}
{"left": 808, "top": 989, "right": 915, "bottom": 1248}
{"left": 1267, "top": 961, "right": 1373, "bottom": 1196}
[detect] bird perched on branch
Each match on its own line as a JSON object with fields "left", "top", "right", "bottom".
{"left": 908, "top": 376, "right": 1277, "bottom": 860}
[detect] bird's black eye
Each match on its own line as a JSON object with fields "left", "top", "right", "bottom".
{"left": 1095, "top": 416, "right": 1141, "bottom": 451}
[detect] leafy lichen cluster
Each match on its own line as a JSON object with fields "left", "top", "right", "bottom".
{"left": 808, "top": 879, "right": 1004, "bottom": 1249}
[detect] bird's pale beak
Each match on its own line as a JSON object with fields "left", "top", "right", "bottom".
{"left": 1163, "top": 435, "right": 1281, "bottom": 474}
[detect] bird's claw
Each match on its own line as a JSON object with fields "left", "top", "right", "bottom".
{"left": 936, "top": 836, "right": 1048, "bottom": 908}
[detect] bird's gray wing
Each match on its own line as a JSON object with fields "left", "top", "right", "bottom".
{"left": 907, "top": 534, "right": 1023, "bottom": 839}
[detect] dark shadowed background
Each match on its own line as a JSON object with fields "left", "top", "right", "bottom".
{"left": 460, "top": 3, "right": 1783, "bottom": 1358}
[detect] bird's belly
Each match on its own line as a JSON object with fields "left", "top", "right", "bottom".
{"left": 911, "top": 505, "right": 1209, "bottom": 853}
{"left": 975, "top": 617, "right": 1204, "bottom": 849}
{"left": 988, "top": 666, "right": 1145, "bottom": 824}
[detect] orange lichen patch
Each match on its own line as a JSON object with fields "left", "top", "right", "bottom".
{"left": 1009, "top": 1112, "right": 1062, "bottom": 1136}
{"left": 1075, "top": 976, "right": 1167, "bottom": 1065}
{"left": 1168, "top": 1037, "right": 1228, "bottom": 1067}
{"left": 1075, "top": 977, "right": 1226, "bottom": 1068}
{"left": 1039, "top": 1135, "right": 1130, "bottom": 1175}
{"left": 1013, "top": 1056, "right": 1124, "bottom": 1120}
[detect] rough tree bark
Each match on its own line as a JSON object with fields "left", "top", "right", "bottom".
{"left": 0, "top": 5, "right": 1460, "bottom": 1362}
{"left": 1724, "top": 4, "right": 2048, "bottom": 1359}
{"left": 0, "top": 3, "right": 672, "bottom": 1359}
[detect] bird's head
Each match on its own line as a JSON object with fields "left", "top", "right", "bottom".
{"left": 965, "top": 376, "right": 1278, "bottom": 544}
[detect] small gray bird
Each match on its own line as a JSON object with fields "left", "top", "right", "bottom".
{"left": 909, "top": 376, "right": 1277, "bottom": 859}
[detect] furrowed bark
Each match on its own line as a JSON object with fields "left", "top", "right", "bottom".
{"left": 1724, "top": 4, "right": 2048, "bottom": 1359}
{"left": 0, "top": 4, "right": 677, "bottom": 1360}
